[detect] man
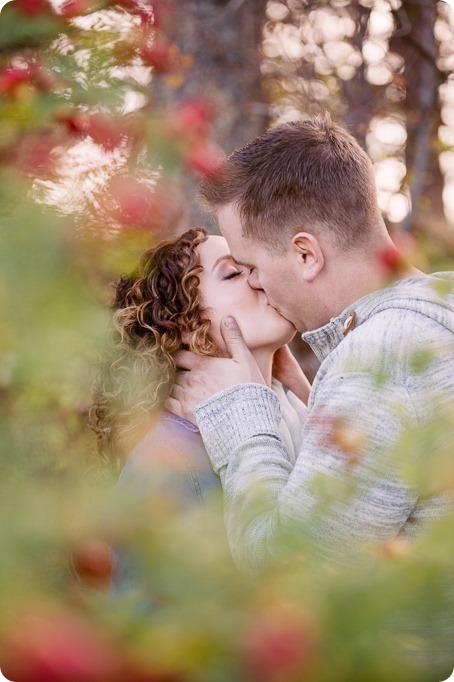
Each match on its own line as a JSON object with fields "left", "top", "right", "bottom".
{"left": 167, "top": 114, "right": 454, "bottom": 577}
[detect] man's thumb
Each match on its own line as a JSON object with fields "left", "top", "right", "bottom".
{"left": 221, "top": 316, "right": 248, "bottom": 357}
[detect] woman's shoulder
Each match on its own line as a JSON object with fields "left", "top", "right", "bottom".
{"left": 153, "top": 411, "right": 200, "bottom": 436}
{"left": 118, "top": 411, "right": 218, "bottom": 500}
{"left": 123, "top": 411, "right": 201, "bottom": 470}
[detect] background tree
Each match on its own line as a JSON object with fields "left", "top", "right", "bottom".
{"left": 262, "top": 0, "right": 454, "bottom": 255}
{"left": 389, "top": 1, "right": 445, "bottom": 242}
{"left": 151, "top": 0, "right": 268, "bottom": 225}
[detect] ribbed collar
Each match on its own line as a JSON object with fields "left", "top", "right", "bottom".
{"left": 302, "top": 272, "right": 454, "bottom": 363}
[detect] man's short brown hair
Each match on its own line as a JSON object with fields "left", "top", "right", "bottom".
{"left": 198, "top": 113, "right": 384, "bottom": 253}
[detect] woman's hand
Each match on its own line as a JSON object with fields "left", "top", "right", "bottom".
{"left": 272, "top": 345, "right": 311, "bottom": 404}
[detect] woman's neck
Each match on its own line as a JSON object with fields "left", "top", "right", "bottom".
{"left": 251, "top": 348, "right": 274, "bottom": 387}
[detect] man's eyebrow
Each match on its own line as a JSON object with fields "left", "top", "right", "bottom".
{"left": 232, "top": 256, "right": 253, "bottom": 268}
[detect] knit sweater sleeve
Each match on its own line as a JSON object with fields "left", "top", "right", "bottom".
{"left": 194, "top": 383, "right": 294, "bottom": 574}
{"left": 194, "top": 373, "right": 418, "bottom": 574}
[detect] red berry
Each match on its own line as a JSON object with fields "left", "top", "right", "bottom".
{"left": 150, "top": 0, "right": 168, "bottom": 28}
{"left": 85, "top": 112, "right": 124, "bottom": 151}
{"left": 242, "top": 611, "right": 317, "bottom": 682}
{"left": 140, "top": 37, "right": 176, "bottom": 72}
{"left": 72, "top": 538, "right": 113, "bottom": 587}
{"left": 104, "top": 175, "right": 158, "bottom": 230}
{"left": 0, "top": 64, "right": 55, "bottom": 97}
{"left": 54, "top": 105, "right": 88, "bottom": 134}
{"left": 378, "top": 244, "right": 406, "bottom": 272}
{"left": 34, "top": 67, "right": 56, "bottom": 92}
{"left": 15, "top": 0, "right": 53, "bottom": 15}
{"left": 0, "top": 609, "right": 123, "bottom": 682}
{"left": 0, "top": 66, "right": 34, "bottom": 96}
{"left": 185, "top": 140, "right": 223, "bottom": 178}
{"left": 10, "top": 131, "right": 63, "bottom": 178}
{"left": 60, "top": 0, "right": 97, "bottom": 18}
{"left": 167, "top": 99, "right": 213, "bottom": 138}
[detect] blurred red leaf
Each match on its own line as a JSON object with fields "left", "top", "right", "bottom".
{"left": 60, "top": 0, "right": 101, "bottom": 18}
{"left": 0, "top": 66, "right": 35, "bottom": 96}
{"left": 0, "top": 62, "right": 56, "bottom": 100}
{"left": 378, "top": 243, "right": 407, "bottom": 273}
{"left": 149, "top": 0, "right": 168, "bottom": 28}
{"left": 140, "top": 35, "right": 178, "bottom": 73}
{"left": 33, "top": 67, "right": 56, "bottom": 92}
{"left": 184, "top": 140, "right": 223, "bottom": 178}
{"left": 117, "top": 0, "right": 167, "bottom": 27}
{"left": 242, "top": 608, "right": 318, "bottom": 682}
{"left": 54, "top": 105, "right": 89, "bottom": 134}
{"left": 8, "top": 130, "right": 66, "bottom": 177}
{"left": 107, "top": 175, "right": 158, "bottom": 229}
{"left": 15, "top": 0, "right": 54, "bottom": 15}
{"left": 166, "top": 99, "right": 214, "bottom": 139}
{"left": 100, "top": 175, "right": 182, "bottom": 233}
{"left": 85, "top": 112, "right": 126, "bottom": 151}
{"left": 71, "top": 538, "right": 113, "bottom": 587}
{"left": 0, "top": 609, "right": 124, "bottom": 682}
{"left": 377, "top": 231, "right": 429, "bottom": 274}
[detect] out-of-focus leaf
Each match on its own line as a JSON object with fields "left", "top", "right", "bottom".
{"left": 0, "top": 4, "right": 68, "bottom": 51}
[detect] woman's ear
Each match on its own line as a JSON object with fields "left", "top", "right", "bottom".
{"left": 291, "top": 232, "right": 324, "bottom": 282}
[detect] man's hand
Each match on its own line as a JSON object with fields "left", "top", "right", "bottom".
{"left": 272, "top": 345, "right": 311, "bottom": 404}
{"left": 166, "top": 316, "right": 265, "bottom": 423}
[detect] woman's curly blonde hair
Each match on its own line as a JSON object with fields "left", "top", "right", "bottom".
{"left": 88, "top": 227, "right": 219, "bottom": 465}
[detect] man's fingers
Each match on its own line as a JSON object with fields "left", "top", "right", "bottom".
{"left": 165, "top": 395, "right": 178, "bottom": 412}
{"left": 220, "top": 316, "right": 250, "bottom": 359}
{"left": 165, "top": 391, "right": 197, "bottom": 425}
{"left": 165, "top": 395, "right": 187, "bottom": 420}
{"left": 174, "top": 349, "right": 199, "bottom": 370}
{"left": 168, "top": 382, "right": 185, "bottom": 400}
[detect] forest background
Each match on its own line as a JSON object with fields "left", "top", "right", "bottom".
{"left": 0, "top": 1, "right": 453, "bottom": 681}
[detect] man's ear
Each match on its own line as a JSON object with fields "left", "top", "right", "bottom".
{"left": 291, "top": 232, "right": 324, "bottom": 282}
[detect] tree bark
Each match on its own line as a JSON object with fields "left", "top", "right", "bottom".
{"left": 153, "top": 0, "right": 269, "bottom": 226}
{"left": 390, "top": 0, "right": 445, "bottom": 236}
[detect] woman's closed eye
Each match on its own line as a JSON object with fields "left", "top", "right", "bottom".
{"left": 222, "top": 269, "right": 244, "bottom": 281}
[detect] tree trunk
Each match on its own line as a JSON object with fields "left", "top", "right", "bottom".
{"left": 153, "top": 0, "right": 269, "bottom": 226}
{"left": 390, "top": 0, "right": 445, "bottom": 237}
{"left": 340, "top": 3, "right": 374, "bottom": 150}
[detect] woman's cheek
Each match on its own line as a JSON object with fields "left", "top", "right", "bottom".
{"left": 208, "top": 314, "right": 226, "bottom": 350}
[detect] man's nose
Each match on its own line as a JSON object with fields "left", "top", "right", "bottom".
{"left": 247, "top": 270, "right": 262, "bottom": 290}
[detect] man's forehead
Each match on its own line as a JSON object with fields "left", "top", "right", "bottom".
{"left": 217, "top": 203, "right": 242, "bottom": 233}
{"left": 226, "top": 239, "right": 256, "bottom": 268}
{"left": 231, "top": 254, "right": 254, "bottom": 268}
{"left": 217, "top": 204, "right": 264, "bottom": 267}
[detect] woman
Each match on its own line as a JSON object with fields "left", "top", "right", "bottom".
{"left": 89, "top": 227, "right": 309, "bottom": 592}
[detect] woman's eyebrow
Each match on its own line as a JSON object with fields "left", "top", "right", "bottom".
{"left": 211, "top": 254, "right": 235, "bottom": 272}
